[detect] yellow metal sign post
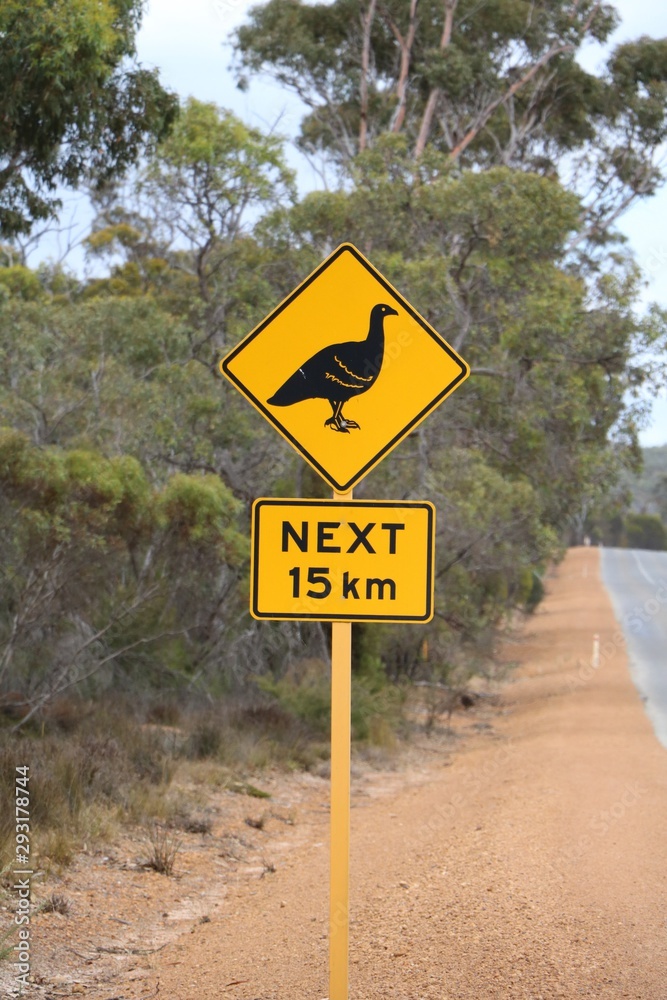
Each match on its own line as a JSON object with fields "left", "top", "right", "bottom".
{"left": 330, "top": 489, "right": 353, "bottom": 1000}
{"left": 330, "top": 617, "right": 352, "bottom": 1000}
{"left": 219, "top": 243, "right": 469, "bottom": 1000}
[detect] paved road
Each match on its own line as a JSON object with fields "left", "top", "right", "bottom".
{"left": 600, "top": 547, "right": 667, "bottom": 749}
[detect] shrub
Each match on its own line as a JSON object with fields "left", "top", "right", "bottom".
{"left": 0, "top": 703, "right": 175, "bottom": 870}
{"left": 624, "top": 513, "right": 667, "bottom": 551}
{"left": 144, "top": 822, "right": 181, "bottom": 875}
{"left": 258, "top": 657, "right": 405, "bottom": 745}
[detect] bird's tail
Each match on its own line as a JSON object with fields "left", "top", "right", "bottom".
{"left": 267, "top": 367, "right": 310, "bottom": 406}
{"left": 267, "top": 389, "right": 288, "bottom": 406}
{"left": 266, "top": 385, "right": 293, "bottom": 406}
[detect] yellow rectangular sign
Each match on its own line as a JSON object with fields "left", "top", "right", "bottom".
{"left": 251, "top": 499, "right": 435, "bottom": 622}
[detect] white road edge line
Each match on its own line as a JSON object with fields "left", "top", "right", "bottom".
{"left": 633, "top": 549, "right": 656, "bottom": 587}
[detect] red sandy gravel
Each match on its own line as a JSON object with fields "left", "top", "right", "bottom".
{"left": 4, "top": 546, "right": 667, "bottom": 999}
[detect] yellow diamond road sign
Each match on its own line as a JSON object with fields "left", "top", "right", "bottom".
{"left": 221, "top": 243, "right": 469, "bottom": 492}
{"left": 251, "top": 499, "right": 435, "bottom": 622}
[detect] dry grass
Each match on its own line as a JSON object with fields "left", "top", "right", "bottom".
{"left": 0, "top": 701, "right": 178, "bottom": 870}
{"left": 244, "top": 814, "right": 267, "bottom": 830}
{"left": 143, "top": 822, "right": 182, "bottom": 876}
{"left": 228, "top": 780, "right": 271, "bottom": 799}
{"left": 0, "top": 683, "right": 410, "bottom": 875}
{"left": 172, "top": 814, "right": 212, "bottom": 835}
{"left": 0, "top": 923, "right": 14, "bottom": 962}
{"left": 39, "top": 893, "right": 71, "bottom": 915}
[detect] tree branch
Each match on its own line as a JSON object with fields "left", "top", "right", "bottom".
{"left": 415, "top": 0, "right": 602, "bottom": 161}
{"left": 359, "top": 0, "right": 378, "bottom": 152}
{"left": 446, "top": 40, "right": 572, "bottom": 163}
{"left": 414, "top": 0, "right": 458, "bottom": 159}
{"left": 383, "top": 0, "right": 419, "bottom": 134}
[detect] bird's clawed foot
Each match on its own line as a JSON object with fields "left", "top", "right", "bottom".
{"left": 325, "top": 416, "right": 360, "bottom": 433}
{"left": 325, "top": 417, "right": 349, "bottom": 433}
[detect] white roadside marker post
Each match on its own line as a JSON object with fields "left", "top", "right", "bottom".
{"left": 592, "top": 633, "right": 600, "bottom": 669}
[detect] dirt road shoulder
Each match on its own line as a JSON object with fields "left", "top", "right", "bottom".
{"left": 151, "top": 546, "right": 667, "bottom": 999}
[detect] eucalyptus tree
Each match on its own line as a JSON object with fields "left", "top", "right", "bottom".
{"left": 234, "top": 0, "right": 667, "bottom": 241}
{"left": 0, "top": 0, "right": 178, "bottom": 237}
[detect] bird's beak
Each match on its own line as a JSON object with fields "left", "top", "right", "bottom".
{"left": 387, "top": 306, "right": 398, "bottom": 316}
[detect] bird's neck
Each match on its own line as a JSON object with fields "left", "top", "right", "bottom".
{"left": 365, "top": 316, "right": 385, "bottom": 364}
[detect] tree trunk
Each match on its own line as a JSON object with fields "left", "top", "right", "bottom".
{"left": 414, "top": 0, "right": 457, "bottom": 159}
{"left": 390, "top": 0, "right": 419, "bottom": 135}
{"left": 359, "top": 0, "right": 378, "bottom": 151}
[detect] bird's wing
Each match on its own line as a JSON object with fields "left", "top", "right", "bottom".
{"left": 322, "top": 345, "right": 374, "bottom": 389}
{"left": 267, "top": 340, "right": 375, "bottom": 405}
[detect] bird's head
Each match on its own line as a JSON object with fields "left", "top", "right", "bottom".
{"left": 373, "top": 303, "right": 399, "bottom": 319}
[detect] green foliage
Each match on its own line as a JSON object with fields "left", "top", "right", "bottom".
{"left": 258, "top": 657, "right": 404, "bottom": 743}
{"left": 623, "top": 513, "right": 667, "bottom": 551}
{"left": 0, "top": 265, "right": 44, "bottom": 301}
{"left": 258, "top": 661, "right": 332, "bottom": 737}
{"left": 159, "top": 473, "right": 242, "bottom": 547}
{"left": 0, "top": 429, "right": 151, "bottom": 545}
{"left": 234, "top": 0, "right": 667, "bottom": 246}
{"left": 233, "top": 0, "right": 620, "bottom": 167}
{"left": 148, "top": 98, "right": 295, "bottom": 216}
{"left": 622, "top": 445, "right": 667, "bottom": 520}
{"left": 0, "top": 431, "right": 248, "bottom": 708}
{"left": 0, "top": 0, "right": 178, "bottom": 236}
{"left": 84, "top": 99, "right": 295, "bottom": 374}
{"left": 587, "top": 444, "right": 667, "bottom": 545}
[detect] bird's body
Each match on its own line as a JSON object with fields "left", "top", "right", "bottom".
{"left": 267, "top": 303, "right": 398, "bottom": 432}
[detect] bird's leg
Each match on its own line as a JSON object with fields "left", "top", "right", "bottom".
{"left": 339, "top": 405, "right": 360, "bottom": 431}
{"left": 325, "top": 400, "right": 348, "bottom": 432}
{"left": 325, "top": 401, "right": 360, "bottom": 432}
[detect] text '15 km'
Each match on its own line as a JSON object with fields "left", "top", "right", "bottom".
{"left": 251, "top": 500, "right": 435, "bottom": 622}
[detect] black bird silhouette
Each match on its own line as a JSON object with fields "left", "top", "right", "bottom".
{"left": 266, "top": 303, "right": 398, "bottom": 432}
